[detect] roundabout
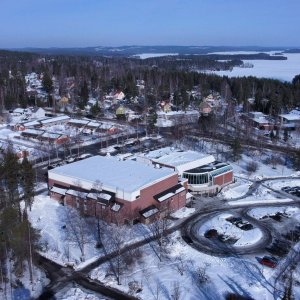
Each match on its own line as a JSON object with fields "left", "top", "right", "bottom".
{"left": 182, "top": 209, "right": 273, "bottom": 256}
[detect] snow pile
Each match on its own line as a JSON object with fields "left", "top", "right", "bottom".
{"left": 248, "top": 206, "right": 300, "bottom": 220}
{"left": 229, "top": 198, "right": 294, "bottom": 206}
{"left": 57, "top": 287, "right": 105, "bottom": 300}
{"left": 221, "top": 183, "right": 251, "bottom": 199}
{"left": 266, "top": 179, "right": 300, "bottom": 190}
{"left": 171, "top": 207, "right": 195, "bottom": 219}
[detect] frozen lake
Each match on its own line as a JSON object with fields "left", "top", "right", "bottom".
{"left": 205, "top": 51, "right": 300, "bottom": 82}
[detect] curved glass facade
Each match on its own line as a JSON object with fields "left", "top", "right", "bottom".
{"left": 182, "top": 164, "right": 233, "bottom": 186}
{"left": 182, "top": 172, "right": 209, "bottom": 185}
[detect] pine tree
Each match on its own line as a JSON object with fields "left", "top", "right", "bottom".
{"left": 20, "top": 157, "right": 35, "bottom": 211}
{"left": 42, "top": 73, "right": 53, "bottom": 94}
{"left": 2, "top": 146, "right": 20, "bottom": 206}
{"left": 0, "top": 207, "right": 41, "bottom": 279}
{"left": 230, "top": 138, "right": 242, "bottom": 161}
{"left": 79, "top": 80, "right": 89, "bottom": 108}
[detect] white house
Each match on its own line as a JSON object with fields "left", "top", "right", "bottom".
{"left": 279, "top": 109, "right": 300, "bottom": 129}
{"left": 31, "top": 107, "right": 46, "bottom": 119}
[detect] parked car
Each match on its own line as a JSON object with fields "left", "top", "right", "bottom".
{"left": 78, "top": 153, "right": 93, "bottom": 160}
{"left": 258, "top": 256, "right": 278, "bottom": 268}
{"left": 204, "top": 229, "right": 218, "bottom": 238}
{"left": 226, "top": 216, "right": 242, "bottom": 225}
{"left": 238, "top": 223, "right": 254, "bottom": 231}
{"left": 47, "top": 164, "right": 56, "bottom": 170}
{"left": 65, "top": 156, "right": 76, "bottom": 164}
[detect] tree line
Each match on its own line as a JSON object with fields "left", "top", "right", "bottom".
{"left": 0, "top": 145, "right": 39, "bottom": 294}
{"left": 0, "top": 50, "right": 299, "bottom": 117}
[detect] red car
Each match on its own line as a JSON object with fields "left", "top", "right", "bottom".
{"left": 259, "top": 256, "right": 278, "bottom": 268}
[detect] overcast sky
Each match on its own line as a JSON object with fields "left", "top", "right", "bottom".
{"left": 0, "top": 0, "right": 299, "bottom": 48}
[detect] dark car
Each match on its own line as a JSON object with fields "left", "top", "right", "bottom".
{"left": 239, "top": 223, "right": 254, "bottom": 231}
{"left": 204, "top": 229, "right": 218, "bottom": 238}
{"left": 226, "top": 217, "right": 242, "bottom": 225}
{"left": 47, "top": 164, "right": 56, "bottom": 170}
{"left": 258, "top": 256, "right": 278, "bottom": 268}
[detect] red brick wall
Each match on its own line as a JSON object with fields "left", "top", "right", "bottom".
{"left": 113, "top": 174, "right": 187, "bottom": 222}
{"left": 50, "top": 192, "right": 64, "bottom": 202}
{"left": 48, "top": 173, "right": 187, "bottom": 224}
{"left": 213, "top": 171, "right": 233, "bottom": 187}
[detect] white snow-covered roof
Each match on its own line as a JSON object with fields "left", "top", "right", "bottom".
{"left": 22, "top": 120, "right": 41, "bottom": 127}
{"left": 87, "top": 192, "right": 112, "bottom": 201}
{"left": 50, "top": 186, "right": 67, "bottom": 195}
{"left": 176, "top": 186, "right": 185, "bottom": 193}
{"left": 280, "top": 113, "right": 300, "bottom": 121}
{"left": 157, "top": 192, "right": 174, "bottom": 202}
{"left": 41, "top": 132, "right": 61, "bottom": 139}
{"left": 252, "top": 116, "right": 270, "bottom": 124}
{"left": 145, "top": 147, "right": 215, "bottom": 174}
{"left": 157, "top": 110, "right": 199, "bottom": 116}
{"left": 142, "top": 207, "right": 159, "bottom": 218}
{"left": 22, "top": 129, "right": 44, "bottom": 136}
{"left": 48, "top": 156, "right": 176, "bottom": 201}
{"left": 40, "top": 115, "right": 70, "bottom": 125}
{"left": 99, "top": 123, "right": 113, "bottom": 130}
{"left": 66, "top": 189, "right": 88, "bottom": 198}
{"left": 69, "top": 119, "right": 90, "bottom": 125}
{"left": 86, "top": 121, "right": 100, "bottom": 128}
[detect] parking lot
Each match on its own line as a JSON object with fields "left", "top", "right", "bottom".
{"left": 281, "top": 186, "right": 300, "bottom": 197}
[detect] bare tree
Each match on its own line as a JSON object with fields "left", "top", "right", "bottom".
{"left": 246, "top": 161, "right": 258, "bottom": 174}
{"left": 174, "top": 256, "right": 186, "bottom": 276}
{"left": 64, "top": 206, "right": 90, "bottom": 262}
{"left": 106, "top": 225, "right": 127, "bottom": 285}
{"left": 148, "top": 215, "right": 170, "bottom": 261}
{"left": 171, "top": 281, "right": 182, "bottom": 300}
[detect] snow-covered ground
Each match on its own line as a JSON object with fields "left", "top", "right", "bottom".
{"left": 28, "top": 194, "right": 169, "bottom": 269}
{"left": 90, "top": 230, "right": 280, "bottom": 300}
{"left": 248, "top": 206, "right": 300, "bottom": 220}
{"left": 171, "top": 207, "right": 195, "bottom": 219}
{"left": 0, "top": 261, "right": 49, "bottom": 300}
{"left": 228, "top": 198, "right": 294, "bottom": 206}
{"left": 55, "top": 286, "right": 106, "bottom": 300}
{"left": 221, "top": 182, "right": 252, "bottom": 199}
{"left": 28, "top": 194, "right": 100, "bottom": 266}
{"left": 265, "top": 178, "right": 300, "bottom": 190}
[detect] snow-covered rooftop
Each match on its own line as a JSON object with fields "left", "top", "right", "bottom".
{"left": 22, "top": 129, "right": 44, "bottom": 136}
{"left": 280, "top": 113, "right": 300, "bottom": 121}
{"left": 48, "top": 156, "right": 176, "bottom": 201}
{"left": 69, "top": 119, "right": 90, "bottom": 125}
{"left": 40, "top": 115, "right": 70, "bottom": 125}
{"left": 144, "top": 147, "right": 215, "bottom": 174}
